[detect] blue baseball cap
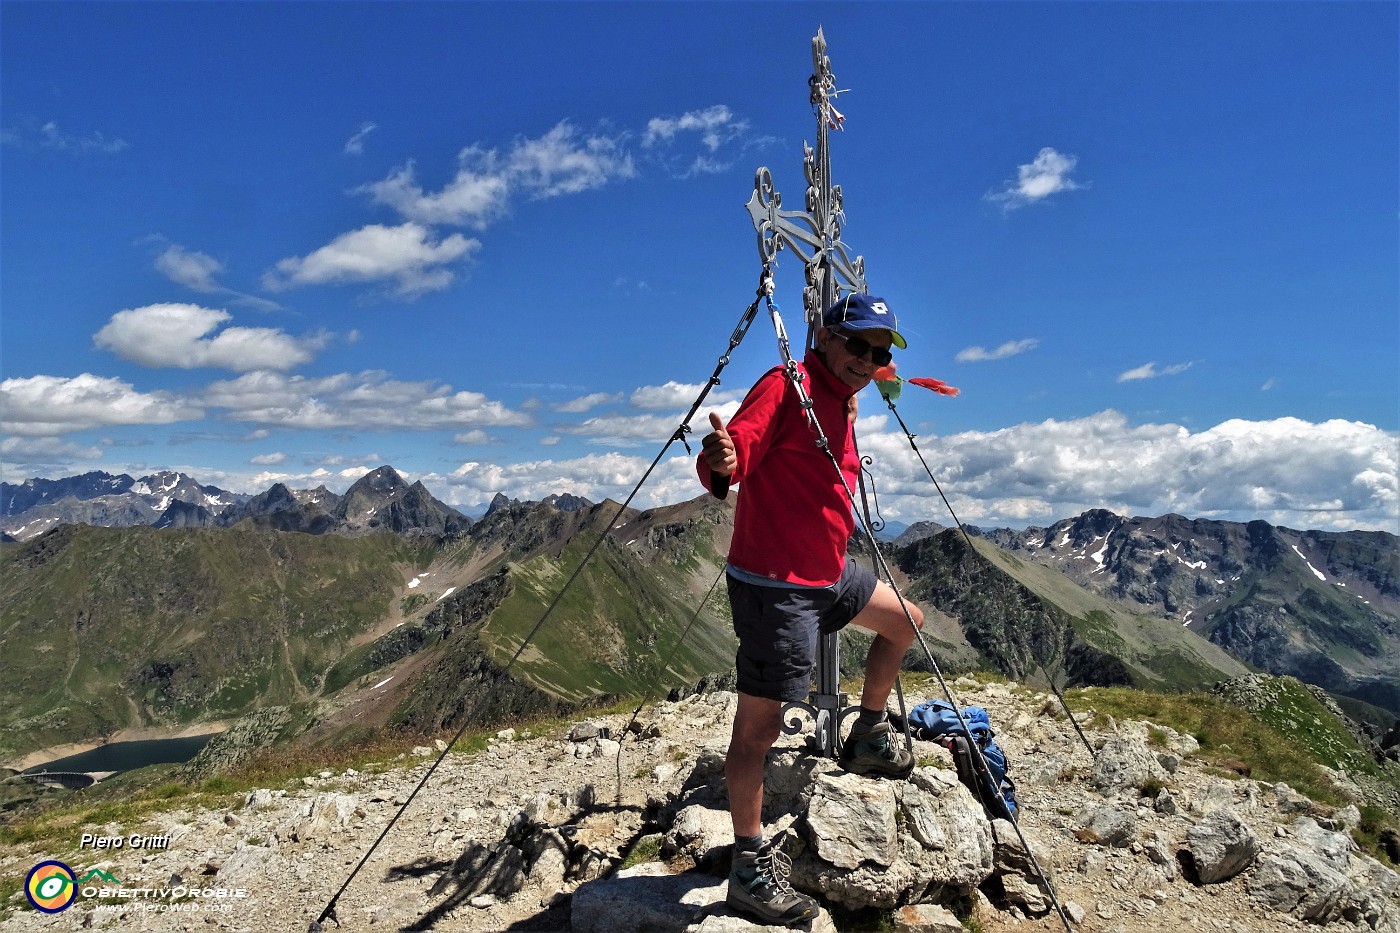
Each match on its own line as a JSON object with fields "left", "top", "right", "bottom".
{"left": 822, "top": 293, "right": 907, "bottom": 349}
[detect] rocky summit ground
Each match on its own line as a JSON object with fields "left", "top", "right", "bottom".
{"left": 2, "top": 677, "right": 1397, "bottom": 933}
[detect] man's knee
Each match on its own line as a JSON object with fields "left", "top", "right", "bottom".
{"left": 883, "top": 600, "right": 923, "bottom": 651}
{"left": 731, "top": 694, "right": 782, "bottom": 748}
{"left": 880, "top": 589, "right": 923, "bottom": 631}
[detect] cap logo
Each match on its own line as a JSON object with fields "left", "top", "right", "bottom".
{"left": 870, "top": 301, "right": 889, "bottom": 315}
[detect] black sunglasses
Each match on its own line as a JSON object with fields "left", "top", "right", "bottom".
{"left": 829, "top": 329, "right": 893, "bottom": 366}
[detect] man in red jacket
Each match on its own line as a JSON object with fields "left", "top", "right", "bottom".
{"left": 697, "top": 292, "right": 926, "bottom": 926}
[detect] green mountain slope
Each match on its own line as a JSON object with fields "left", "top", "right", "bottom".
{"left": 896, "top": 530, "right": 1252, "bottom": 690}
{"left": 976, "top": 512, "right": 1399, "bottom": 722}
{"left": 0, "top": 524, "right": 433, "bottom": 759}
{"left": 340, "top": 498, "right": 738, "bottom": 732}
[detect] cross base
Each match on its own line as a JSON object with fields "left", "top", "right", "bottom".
{"left": 779, "top": 632, "right": 860, "bottom": 757}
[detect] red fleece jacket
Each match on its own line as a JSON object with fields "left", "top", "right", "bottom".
{"left": 697, "top": 349, "right": 859, "bottom": 586}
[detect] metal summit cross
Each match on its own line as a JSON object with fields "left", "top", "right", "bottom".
{"left": 745, "top": 27, "right": 871, "bottom": 759}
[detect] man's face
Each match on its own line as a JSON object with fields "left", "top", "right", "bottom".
{"left": 818, "top": 326, "right": 894, "bottom": 391}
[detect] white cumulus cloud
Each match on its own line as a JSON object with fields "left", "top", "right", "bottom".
{"left": 642, "top": 105, "right": 767, "bottom": 177}
{"left": 644, "top": 105, "right": 743, "bottom": 151}
{"left": 986, "top": 147, "right": 1084, "bottom": 211}
{"left": 92, "top": 303, "right": 325, "bottom": 372}
{"left": 362, "top": 161, "right": 511, "bottom": 230}
{"left": 443, "top": 451, "right": 698, "bottom": 506}
{"left": 199, "top": 370, "right": 533, "bottom": 431}
{"left": 361, "top": 120, "right": 634, "bottom": 228}
{"left": 0, "top": 436, "right": 105, "bottom": 465}
{"left": 155, "top": 245, "right": 224, "bottom": 292}
{"left": 854, "top": 411, "right": 1397, "bottom": 532}
{"left": 630, "top": 381, "right": 745, "bottom": 410}
{"left": 553, "top": 392, "right": 622, "bottom": 414}
{"left": 956, "top": 338, "right": 1040, "bottom": 362}
{"left": 263, "top": 223, "right": 479, "bottom": 297}
{"left": 0, "top": 373, "right": 203, "bottom": 436}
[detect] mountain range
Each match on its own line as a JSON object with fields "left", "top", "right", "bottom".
{"left": 0, "top": 465, "right": 1395, "bottom": 766}
{"left": 962, "top": 511, "right": 1400, "bottom": 724}
{"left": 1, "top": 470, "right": 245, "bottom": 541}
{"left": 1, "top": 466, "right": 470, "bottom": 540}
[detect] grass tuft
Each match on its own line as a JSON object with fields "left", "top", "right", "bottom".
{"left": 1067, "top": 686, "right": 1350, "bottom": 806}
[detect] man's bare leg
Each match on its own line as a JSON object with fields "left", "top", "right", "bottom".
{"left": 726, "top": 691, "right": 782, "bottom": 837}
{"left": 851, "top": 580, "right": 925, "bottom": 711}
{"left": 838, "top": 581, "right": 925, "bottom": 777}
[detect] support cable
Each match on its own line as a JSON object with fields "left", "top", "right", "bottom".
{"left": 876, "top": 392, "right": 1096, "bottom": 763}
{"left": 309, "top": 275, "right": 770, "bottom": 932}
{"left": 762, "top": 293, "right": 1076, "bottom": 933}
{"left": 613, "top": 566, "right": 726, "bottom": 806}
{"left": 854, "top": 446, "right": 912, "bottom": 750}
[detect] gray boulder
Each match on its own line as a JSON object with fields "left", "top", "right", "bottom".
{"left": 663, "top": 804, "right": 735, "bottom": 867}
{"left": 572, "top": 863, "right": 723, "bottom": 933}
{"left": 803, "top": 772, "right": 898, "bottom": 869}
{"left": 571, "top": 863, "right": 838, "bottom": 933}
{"left": 1246, "top": 818, "right": 1399, "bottom": 930}
{"left": 789, "top": 768, "right": 993, "bottom": 910}
{"left": 1185, "top": 807, "right": 1259, "bottom": 884}
{"left": 989, "top": 818, "right": 1055, "bottom": 915}
{"left": 286, "top": 792, "right": 363, "bottom": 843}
{"left": 1077, "top": 803, "right": 1137, "bottom": 847}
{"left": 890, "top": 902, "right": 965, "bottom": 932}
{"left": 1090, "top": 735, "right": 1168, "bottom": 794}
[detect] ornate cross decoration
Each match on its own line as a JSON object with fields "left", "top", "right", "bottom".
{"left": 746, "top": 27, "right": 869, "bottom": 350}
{"left": 746, "top": 28, "right": 870, "bottom": 758}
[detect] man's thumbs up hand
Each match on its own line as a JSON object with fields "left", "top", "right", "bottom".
{"left": 701, "top": 411, "right": 736, "bottom": 478}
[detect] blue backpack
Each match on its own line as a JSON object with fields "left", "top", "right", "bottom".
{"left": 907, "top": 699, "right": 1019, "bottom": 821}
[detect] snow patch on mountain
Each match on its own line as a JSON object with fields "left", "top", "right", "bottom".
{"left": 1292, "top": 545, "right": 1327, "bottom": 581}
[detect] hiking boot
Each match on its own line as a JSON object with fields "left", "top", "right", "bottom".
{"left": 839, "top": 719, "right": 915, "bottom": 779}
{"left": 727, "top": 839, "right": 818, "bottom": 927}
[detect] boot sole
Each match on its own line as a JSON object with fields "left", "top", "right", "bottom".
{"left": 725, "top": 891, "right": 816, "bottom": 926}
{"left": 839, "top": 757, "right": 915, "bottom": 779}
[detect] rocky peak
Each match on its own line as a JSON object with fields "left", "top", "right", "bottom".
{"left": 330, "top": 467, "right": 469, "bottom": 537}
{"left": 216, "top": 482, "right": 337, "bottom": 534}
{"left": 152, "top": 500, "right": 216, "bottom": 530}
{"left": 219, "top": 483, "right": 297, "bottom": 520}
{"left": 893, "top": 520, "right": 949, "bottom": 547}
{"left": 541, "top": 492, "right": 594, "bottom": 512}
{"left": 1065, "top": 508, "right": 1127, "bottom": 546}
{"left": 341, "top": 465, "right": 408, "bottom": 502}
{"left": 293, "top": 485, "right": 340, "bottom": 509}
{"left": 260, "top": 483, "right": 299, "bottom": 509}
{"left": 334, "top": 467, "right": 408, "bottom": 519}
{"left": 484, "top": 492, "right": 522, "bottom": 518}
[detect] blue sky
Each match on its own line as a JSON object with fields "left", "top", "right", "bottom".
{"left": 2, "top": 2, "right": 1396, "bottom": 532}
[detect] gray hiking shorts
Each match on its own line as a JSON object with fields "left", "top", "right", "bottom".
{"left": 726, "top": 561, "right": 878, "bottom": 703}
